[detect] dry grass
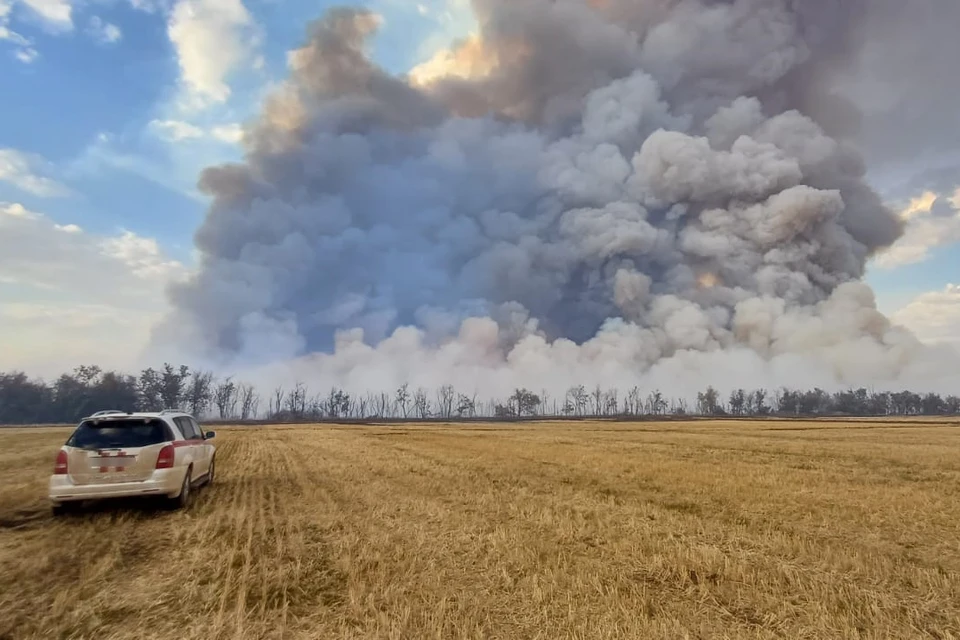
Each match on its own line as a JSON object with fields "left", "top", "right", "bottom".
{"left": 1, "top": 419, "right": 959, "bottom": 639}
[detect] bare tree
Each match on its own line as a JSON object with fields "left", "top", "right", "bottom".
{"left": 603, "top": 389, "right": 618, "bottom": 416}
{"left": 565, "top": 385, "right": 588, "bottom": 416}
{"left": 413, "top": 387, "right": 431, "bottom": 419}
{"left": 540, "top": 389, "right": 550, "bottom": 417}
{"left": 213, "top": 376, "right": 237, "bottom": 420}
{"left": 626, "top": 387, "right": 641, "bottom": 415}
{"left": 284, "top": 382, "right": 308, "bottom": 418}
{"left": 729, "top": 389, "right": 747, "bottom": 416}
{"left": 271, "top": 386, "right": 285, "bottom": 417}
{"left": 592, "top": 385, "right": 603, "bottom": 416}
{"left": 456, "top": 393, "right": 476, "bottom": 417}
{"left": 186, "top": 371, "right": 214, "bottom": 418}
{"left": 645, "top": 390, "right": 667, "bottom": 416}
{"left": 374, "top": 392, "right": 390, "bottom": 418}
{"left": 436, "top": 384, "right": 455, "bottom": 419}
{"left": 396, "top": 383, "right": 410, "bottom": 419}
{"left": 325, "top": 388, "right": 350, "bottom": 419}
{"left": 238, "top": 383, "right": 259, "bottom": 420}
{"left": 697, "top": 386, "right": 722, "bottom": 415}
{"left": 356, "top": 394, "right": 368, "bottom": 418}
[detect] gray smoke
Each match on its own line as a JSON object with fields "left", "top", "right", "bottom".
{"left": 155, "top": 0, "right": 960, "bottom": 397}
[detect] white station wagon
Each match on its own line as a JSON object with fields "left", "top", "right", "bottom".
{"left": 49, "top": 410, "right": 217, "bottom": 515}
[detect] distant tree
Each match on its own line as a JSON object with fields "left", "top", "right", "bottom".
{"left": 565, "top": 385, "right": 588, "bottom": 416}
{"left": 799, "top": 388, "right": 830, "bottom": 415}
{"left": 138, "top": 368, "right": 163, "bottom": 412}
{"left": 510, "top": 388, "right": 541, "bottom": 417}
{"left": 456, "top": 393, "right": 476, "bottom": 418}
{"left": 436, "top": 384, "right": 455, "bottom": 419}
{"left": 645, "top": 390, "right": 668, "bottom": 416}
{"left": 945, "top": 396, "right": 960, "bottom": 415}
{"left": 921, "top": 392, "right": 946, "bottom": 416}
{"left": 729, "top": 389, "right": 747, "bottom": 416}
{"left": 238, "top": 384, "right": 259, "bottom": 420}
{"left": 747, "top": 389, "right": 769, "bottom": 415}
{"left": 626, "top": 387, "right": 641, "bottom": 415}
{"left": 373, "top": 392, "right": 390, "bottom": 418}
{"left": 160, "top": 363, "right": 190, "bottom": 410}
{"left": 271, "top": 386, "right": 285, "bottom": 417}
{"left": 284, "top": 382, "right": 307, "bottom": 418}
{"left": 186, "top": 371, "right": 214, "bottom": 418}
{"left": 0, "top": 371, "right": 54, "bottom": 424}
{"left": 494, "top": 403, "right": 515, "bottom": 418}
{"left": 213, "top": 377, "right": 237, "bottom": 420}
{"left": 413, "top": 387, "right": 431, "bottom": 419}
{"left": 396, "top": 383, "right": 410, "bottom": 419}
{"left": 592, "top": 385, "right": 604, "bottom": 416}
{"left": 869, "top": 391, "right": 891, "bottom": 416}
{"left": 697, "top": 386, "right": 721, "bottom": 415}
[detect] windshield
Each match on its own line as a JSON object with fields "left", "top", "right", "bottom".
{"left": 67, "top": 419, "right": 172, "bottom": 450}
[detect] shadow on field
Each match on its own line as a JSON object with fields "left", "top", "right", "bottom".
{"left": 0, "top": 506, "right": 49, "bottom": 531}
{"left": 49, "top": 497, "right": 181, "bottom": 520}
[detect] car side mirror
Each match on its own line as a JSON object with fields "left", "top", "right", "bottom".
{"left": 205, "top": 431, "right": 216, "bottom": 439}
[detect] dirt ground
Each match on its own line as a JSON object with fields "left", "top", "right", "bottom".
{"left": 1, "top": 419, "right": 958, "bottom": 639}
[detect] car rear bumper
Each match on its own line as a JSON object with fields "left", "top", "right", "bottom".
{"left": 49, "top": 468, "right": 185, "bottom": 503}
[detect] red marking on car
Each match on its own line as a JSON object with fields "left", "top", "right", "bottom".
{"left": 171, "top": 439, "right": 203, "bottom": 448}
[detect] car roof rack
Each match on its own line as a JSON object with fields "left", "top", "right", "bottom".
{"left": 90, "top": 410, "right": 128, "bottom": 417}
{"left": 159, "top": 409, "right": 181, "bottom": 415}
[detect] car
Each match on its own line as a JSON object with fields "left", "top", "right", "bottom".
{"left": 49, "top": 409, "right": 217, "bottom": 515}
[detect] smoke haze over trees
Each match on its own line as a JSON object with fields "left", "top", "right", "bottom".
{"left": 136, "top": 0, "right": 960, "bottom": 401}
{"left": 2, "top": 365, "right": 958, "bottom": 425}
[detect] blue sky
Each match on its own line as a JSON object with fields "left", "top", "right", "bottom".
{"left": 1, "top": 0, "right": 958, "bottom": 375}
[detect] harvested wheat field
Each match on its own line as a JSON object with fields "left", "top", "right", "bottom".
{"left": 1, "top": 419, "right": 960, "bottom": 640}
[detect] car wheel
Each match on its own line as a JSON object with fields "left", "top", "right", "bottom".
{"left": 206, "top": 458, "right": 215, "bottom": 486}
{"left": 170, "top": 469, "right": 192, "bottom": 510}
{"left": 51, "top": 502, "right": 74, "bottom": 517}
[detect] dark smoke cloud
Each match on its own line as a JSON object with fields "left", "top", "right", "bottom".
{"left": 155, "top": 0, "right": 960, "bottom": 396}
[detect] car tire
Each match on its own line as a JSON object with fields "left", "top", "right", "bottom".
{"left": 205, "top": 458, "right": 215, "bottom": 486}
{"left": 169, "top": 468, "right": 192, "bottom": 510}
{"left": 51, "top": 502, "right": 75, "bottom": 517}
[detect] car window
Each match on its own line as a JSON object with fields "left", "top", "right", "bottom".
{"left": 173, "top": 417, "right": 197, "bottom": 440}
{"left": 190, "top": 418, "right": 205, "bottom": 439}
{"left": 67, "top": 419, "right": 172, "bottom": 450}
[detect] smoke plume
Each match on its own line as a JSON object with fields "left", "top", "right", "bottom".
{"left": 156, "top": 0, "right": 960, "bottom": 398}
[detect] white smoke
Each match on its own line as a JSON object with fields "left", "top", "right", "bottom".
{"left": 153, "top": 0, "right": 960, "bottom": 400}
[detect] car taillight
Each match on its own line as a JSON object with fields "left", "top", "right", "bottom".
{"left": 156, "top": 444, "right": 175, "bottom": 469}
{"left": 54, "top": 450, "right": 69, "bottom": 475}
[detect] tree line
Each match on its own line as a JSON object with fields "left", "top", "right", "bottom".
{"left": 1, "top": 364, "right": 959, "bottom": 425}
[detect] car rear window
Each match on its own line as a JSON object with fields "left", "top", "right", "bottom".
{"left": 67, "top": 419, "right": 173, "bottom": 450}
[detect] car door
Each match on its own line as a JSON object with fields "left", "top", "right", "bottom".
{"left": 189, "top": 417, "right": 211, "bottom": 477}
{"left": 173, "top": 417, "right": 204, "bottom": 478}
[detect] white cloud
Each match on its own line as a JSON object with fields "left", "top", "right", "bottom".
{"left": 19, "top": 0, "right": 72, "bottom": 31}
{"left": 0, "top": 147, "right": 70, "bottom": 197}
{"left": 1, "top": 0, "right": 40, "bottom": 61}
{"left": 149, "top": 118, "right": 205, "bottom": 141}
{"left": 891, "top": 284, "right": 960, "bottom": 349}
{"left": 148, "top": 118, "right": 244, "bottom": 145}
{"left": 167, "top": 0, "right": 258, "bottom": 108}
{"left": 127, "top": 0, "right": 169, "bottom": 13}
{"left": 0, "top": 201, "right": 186, "bottom": 376}
{"left": 14, "top": 45, "right": 37, "bottom": 62}
{"left": 87, "top": 16, "right": 121, "bottom": 44}
{"left": 210, "top": 122, "right": 242, "bottom": 143}
{"left": 873, "top": 187, "right": 960, "bottom": 269}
